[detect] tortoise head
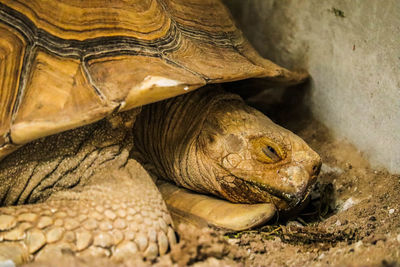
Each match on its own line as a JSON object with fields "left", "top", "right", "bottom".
{"left": 198, "top": 99, "right": 321, "bottom": 212}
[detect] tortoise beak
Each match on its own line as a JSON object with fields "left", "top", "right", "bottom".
{"left": 275, "top": 160, "right": 321, "bottom": 210}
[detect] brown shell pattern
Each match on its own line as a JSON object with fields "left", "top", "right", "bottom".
{"left": 0, "top": 0, "right": 306, "bottom": 159}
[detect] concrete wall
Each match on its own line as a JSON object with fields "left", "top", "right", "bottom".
{"left": 225, "top": 0, "right": 400, "bottom": 173}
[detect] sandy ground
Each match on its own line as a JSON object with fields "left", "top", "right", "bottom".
{"left": 23, "top": 82, "right": 400, "bottom": 266}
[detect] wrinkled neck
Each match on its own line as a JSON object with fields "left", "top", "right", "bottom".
{"left": 176, "top": 140, "right": 220, "bottom": 194}
{"left": 133, "top": 87, "right": 239, "bottom": 195}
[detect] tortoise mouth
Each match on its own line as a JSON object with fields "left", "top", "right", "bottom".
{"left": 236, "top": 174, "right": 317, "bottom": 211}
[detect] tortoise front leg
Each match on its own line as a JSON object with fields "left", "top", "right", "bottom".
{"left": 0, "top": 159, "right": 176, "bottom": 266}
{"left": 0, "top": 111, "right": 177, "bottom": 266}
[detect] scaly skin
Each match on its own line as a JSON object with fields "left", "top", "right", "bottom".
{"left": 0, "top": 87, "right": 321, "bottom": 265}
{"left": 134, "top": 87, "right": 321, "bottom": 211}
{"left": 0, "top": 110, "right": 176, "bottom": 265}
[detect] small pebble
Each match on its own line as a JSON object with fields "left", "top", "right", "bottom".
{"left": 320, "top": 164, "right": 344, "bottom": 175}
{"left": 397, "top": 234, "right": 400, "bottom": 242}
{"left": 227, "top": 238, "right": 239, "bottom": 245}
{"left": 389, "top": 209, "right": 395, "bottom": 214}
{"left": 354, "top": 240, "right": 363, "bottom": 251}
{"left": 340, "top": 197, "right": 358, "bottom": 211}
{"left": 335, "top": 220, "right": 341, "bottom": 226}
{"left": 286, "top": 221, "right": 303, "bottom": 228}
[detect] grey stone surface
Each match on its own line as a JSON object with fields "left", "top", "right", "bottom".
{"left": 225, "top": 0, "right": 400, "bottom": 173}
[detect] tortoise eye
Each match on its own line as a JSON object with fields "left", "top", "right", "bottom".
{"left": 250, "top": 137, "right": 285, "bottom": 164}
{"left": 262, "top": 146, "right": 281, "bottom": 162}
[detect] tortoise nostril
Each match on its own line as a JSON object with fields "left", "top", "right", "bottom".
{"left": 312, "top": 162, "right": 322, "bottom": 174}
{"left": 312, "top": 165, "right": 317, "bottom": 171}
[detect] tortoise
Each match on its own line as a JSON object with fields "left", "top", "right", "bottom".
{"left": 0, "top": 0, "right": 321, "bottom": 265}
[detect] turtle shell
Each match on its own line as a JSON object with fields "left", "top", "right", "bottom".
{"left": 0, "top": 0, "right": 306, "bottom": 159}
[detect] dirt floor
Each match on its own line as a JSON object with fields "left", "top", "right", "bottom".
{"left": 159, "top": 82, "right": 400, "bottom": 267}
{"left": 23, "top": 82, "right": 400, "bottom": 267}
